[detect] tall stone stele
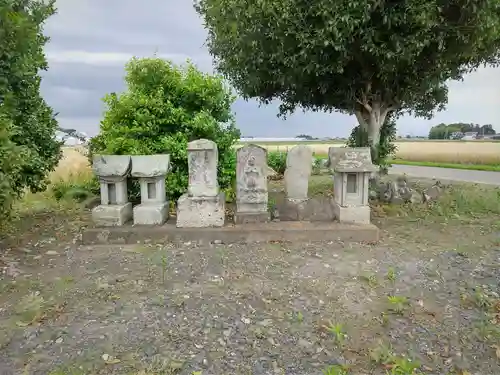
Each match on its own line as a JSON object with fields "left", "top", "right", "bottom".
{"left": 284, "top": 144, "right": 313, "bottom": 202}
{"left": 131, "top": 155, "right": 171, "bottom": 225}
{"left": 92, "top": 154, "right": 132, "bottom": 226}
{"left": 176, "top": 139, "right": 225, "bottom": 227}
{"left": 235, "top": 144, "right": 270, "bottom": 224}
{"left": 329, "top": 147, "right": 377, "bottom": 224}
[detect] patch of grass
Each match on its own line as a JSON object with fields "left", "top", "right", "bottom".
{"left": 308, "top": 175, "right": 333, "bottom": 196}
{"left": 391, "top": 159, "right": 500, "bottom": 171}
{"left": 322, "top": 364, "right": 350, "bottom": 375}
{"left": 14, "top": 292, "right": 65, "bottom": 327}
{"left": 400, "top": 183, "right": 500, "bottom": 220}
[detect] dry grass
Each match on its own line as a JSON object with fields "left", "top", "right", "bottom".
{"left": 51, "top": 147, "right": 92, "bottom": 182}
{"left": 238, "top": 141, "right": 500, "bottom": 165}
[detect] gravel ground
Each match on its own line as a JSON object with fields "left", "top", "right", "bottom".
{"left": 1, "top": 214, "right": 499, "bottom": 375}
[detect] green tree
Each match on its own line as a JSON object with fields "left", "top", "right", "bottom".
{"left": 0, "top": 0, "right": 62, "bottom": 225}
{"left": 195, "top": 0, "right": 500, "bottom": 160}
{"left": 89, "top": 57, "right": 240, "bottom": 201}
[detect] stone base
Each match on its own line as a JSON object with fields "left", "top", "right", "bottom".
{"left": 82, "top": 220, "right": 379, "bottom": 245}
{"left": 278, "top": 197, "right": 336, "bottom": 221}
{"left": 234, "top": 211, "right": 270, "bottom": 224}
{"left": 133, "top": 201, "right": 169, "bottom": 225}
{"left": 176, "top": 193, "right": 225, "bottom": 228}
{"left": 333, "top": 203, "right": 371, "bottom": 224}
{"left": 92, "top": 203, "right": 132, "bottom": 226}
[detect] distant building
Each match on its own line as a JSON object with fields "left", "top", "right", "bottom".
{"left": 461, "top": 132, "right": 478, "bottom": 140}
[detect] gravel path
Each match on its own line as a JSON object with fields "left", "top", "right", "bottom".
{"left": 390, "top": 165, "right": 500, "bottom": 185}
{"left": 1, "top": 218, "right": 499, "bottom": 375}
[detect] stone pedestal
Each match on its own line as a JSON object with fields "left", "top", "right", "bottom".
{"left": 333, "top": 204, "right": 370, "bottom": 224}
{"left": 131, "top": 155, "right": 171, "bottom": 225}
{"left": 176, "top": 193, "right": 225, "bottom": 227}
{"left": 176, "top": 139, "right": 225, "bottom": 227}
{"left": 133, "top": 202, "right": 169, "bottom": 225}
{"left": 92, "top": 203, "right": 133, "bottom": 226}
{"left": 235, "top": 145, "right": 269, "bottom": 223}
{"left": 91, "top": 155, "right": 133, "bottom": 226}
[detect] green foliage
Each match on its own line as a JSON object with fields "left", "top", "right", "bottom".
{"left": 51, "top": 174, "right": 99, "bottom": 202}
{"left": 0, "top": 0, "right": 62, "bottom": 229}
{"left": 89, "top": 57, "right": 240, "bottom": 201}
{"left": 196, "top": 0, "right": 500, "bottom": 150}
{"left": 429, "top": 123, "right": 496, "bottom": 139}
{"left": 267, "top": 151, "right": 287, "bottom": 176}
{"left": 0, "top": 112, "right": 27, "bottom": 227}
{"left": 347, "top": 114, "right": 397, "bottom": 172}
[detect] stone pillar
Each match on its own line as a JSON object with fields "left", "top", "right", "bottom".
{"left": 234, "top": 144, "right": 269, "bottom": 224}
{"left": 131, "top": 155, "right": 171, "bottom": 225}
{"left": 176, "top": 139, "right": 225, "bottom": 227}
{"left": 284, "top": 145, "right": 313, "bottom": 201}
{"left": 330, "top": 147, "right": 377, "bottom": 224}
{"left": 91, "top": 155, "right": 132, "bottom": 226}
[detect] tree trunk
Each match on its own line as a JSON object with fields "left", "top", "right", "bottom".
{"left": 354, "top": 101, "right": 388, "bottom": 161}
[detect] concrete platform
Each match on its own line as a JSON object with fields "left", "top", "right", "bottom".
{"left": 81, "top": 219, "right": 379, "bottom": 245}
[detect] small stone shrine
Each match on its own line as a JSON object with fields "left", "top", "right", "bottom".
{"left": 91, "top": 154, "right": 132, "bottom": 226}
{"left": 284, "top": 145, "right": 313, "bottom": 201}
{"left": 235, "top": 144, "right": 269, "bottom": 224}
{"left": 176, "top": 139, "right": 225, "bottom": 227}
{"left": 329, "top": 147, "right": 377, "bottom": 224}
{"left": 131, "top": 155, "right": 170, "bottom": 225}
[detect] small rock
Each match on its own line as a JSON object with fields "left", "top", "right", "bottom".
{"left": 241, "top": 317, "right": 251, "bottom": 324}
{"left": 298, "top": 338, "right": 313, "bottom": 348}
{"left": 213, "top": 240, "right": 223, "bottom": 245}
{"left": 45, "top": 251, "right": 58, "bottom": 255}
{"left": 102, "top": 354, "right": 110, "bottom": 361}
{"left": 55, "top": 337, "right": 63, "bottom": 344}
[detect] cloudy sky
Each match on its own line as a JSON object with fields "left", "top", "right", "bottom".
{"left": 41, "top": 0, "right": 500, "bottom": 138}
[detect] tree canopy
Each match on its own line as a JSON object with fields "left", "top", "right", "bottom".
{"left": 195, "top": 0, "right": 500, "bottom": 154}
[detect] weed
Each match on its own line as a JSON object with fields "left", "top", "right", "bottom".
{"left": 160, "top": 253, "right": 168, "bottom": 284}
{"left": 387, "top": 295, "right": 409, "bottom": 315}
{"left": 472, "top": 288, "right": 493, "bottom": 310}
{"left": 386, "top": 267, "right": 396, "bottom": 282}
{"left": 323, "top": 321, "right": 348, "bottom": 345}
{"left": 296, "top": 310, "right": 304, "bottom": 323}
{"left": 369, "top": 341, "right": 394, "bottom": 365}
{"left": 359, "top": 273, "right": 378, "bottom": 287}
{"left": 322, "top": 364, "right": 350, "bottom": 375}
{"left": 387, "top": 356, "right": 421, "bottom": 374}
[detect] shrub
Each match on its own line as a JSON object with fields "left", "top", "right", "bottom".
{"left": 0, "top": 0, "right": 61, "bottom": 230}
{"left": 267, "top": 151, "right": 287, "bottom": 176}
{"left": 347, "top": 114, "right": 397, "bottom": 174}
{"left": 89, "top": 57, "right": 240, "bottom": 202}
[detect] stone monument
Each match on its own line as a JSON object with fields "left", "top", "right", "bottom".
{"left": 235, "top": 145, "right": 269, "bottom": 224}
{"left": 91, "top": 154, "right": 132, "bottom": 226}
{"left": 284, "top": 145, "right": 313, "bottom": 201}
{"left": 176, "top": 139, "right": 225, "bottom": 227}
{"left": 131, "top": 155, "right": 170, "bottom": 225}
{"left": 330, "top": 147, "right": 377, "bottom": 224}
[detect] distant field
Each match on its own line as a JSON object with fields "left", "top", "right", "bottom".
{"left": 55, "top": 140, "right": 500, "bottom": 180}
{"left": 237, "top": 140, "right": 500, "bottom": 165}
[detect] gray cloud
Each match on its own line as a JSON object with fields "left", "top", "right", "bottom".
{"left": 42, "top": 0, "right": 500, "bottom": 137}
